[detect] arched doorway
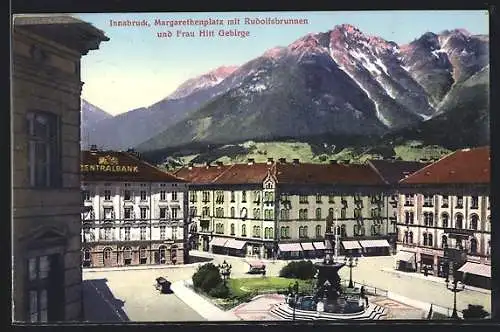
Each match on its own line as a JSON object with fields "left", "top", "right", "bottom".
{"left": 123, "top": 247, "right": 132, "bottom": 266}
{"left": 82, "top": 248, "right": 91, "bottom": 267}
{"left": 159, "top": 245, "right": 167, "bottom": 264}
{"left": 103, "top": 247, "right": 113, "bottom": 267}
{"left": 171, "top": 245, "right": 178, "bottom": 265}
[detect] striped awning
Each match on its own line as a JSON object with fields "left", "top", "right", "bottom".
{"left": 225, "top": 239, "right": 246, "bottom": 250}
{"left": 395, "top": 251, "right": 416, "bottom": 263}
{"left": 312, "top": 242, "right": 326, "bottom": 250}
{"left": 301, "top": 242, "right": 315, "bottom": 251}
{"left": 209, "top": 237, "right": 228, "bottom": 247}
{"left": 359, "top": 239, "right": 391, "bottom": 248}
{"left": 458, "top": 262, "right": 491, "bottom": 278}
{"left": 342, "top": 241, "right": 362, "bottom": 250}
{"left": 278, "top": 243, "right": 303, "bottom": 252}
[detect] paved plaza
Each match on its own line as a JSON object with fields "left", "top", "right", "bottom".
{"left": 82, "top": 251, "right": 491, "bottom": 322}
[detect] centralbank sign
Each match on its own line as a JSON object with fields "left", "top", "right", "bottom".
{"left": 81, "top": 155, "right": 139, "bottom": 173}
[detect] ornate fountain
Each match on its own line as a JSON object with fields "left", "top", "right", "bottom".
{"left": 272, "top": 219, "right": 384, "bottom": 320}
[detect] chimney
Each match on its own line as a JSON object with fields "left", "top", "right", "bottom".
{"left": 205, "top": 161, "right": 211, "bottom": 168}
{"left": 292, "top": 158, "right": 300, "bottom": 165}
{"left": 278, "top": 158, "right": 286, "bottom": 164}
{"left": 247, "top": 158, "right": 255, "bottom": 165}
{"left": 188, "top": 162, "right": 194, "bottom": 170}
{"left": 127, "top": 148, "right": 135, "bottom": 154}
{"left": 329, "top": 160, "right": 337, "bottom": 164}
{"left": 216, "top": 161, "right": 223, "bottom": 167}
{"left": 90, "top": 144, "right": 98, "bottom": 152}
{"left": 267, "top": 158, "right": 274, "bottom": 165}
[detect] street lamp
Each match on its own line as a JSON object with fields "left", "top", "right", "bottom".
{"left": 289, "top": 281, "right": 299, "bottom": 321}
{"left": 218, "top": 260, "right": 232, "bottom": 286}
{"left": 334, "top": 208, "right": 339, "bottom": 262}
{"left": 445, "top": 264, "right": 465, "bottom": 319}
{"left": 344, "top": 255, "right": 358, "bottom": 288}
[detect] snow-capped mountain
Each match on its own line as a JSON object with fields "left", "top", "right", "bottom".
{"left": 82, "top": 24, "right": 488, "bottom": 152}
{"left": 80, "top": 66, "right": 238, "bottom": 150}
{"left": 136, "top": 24, "right": 488, "bottom": 152}
{"left": 167, "top": 66, "right": 239, "bottom": 100}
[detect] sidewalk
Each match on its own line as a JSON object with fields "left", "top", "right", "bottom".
{"left": 170, "top": 280, "right": 241, "bottom": 321}
{"left": 83, "top": 260, "right": 208, "bottom": 273}
{"left": 381, "top": 268, "right": 491, "bottom": 295}
{"left": 189, "top": 250, "right": 325, "bottom": 264}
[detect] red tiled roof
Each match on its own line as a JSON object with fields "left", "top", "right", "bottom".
{"left": 175, "top": 165, "right": 233, "bottom": 184}
{"left": 400, "top": 147, "right": 490, "bottom": 185}
{"left": 81, "top": 150, "right": 186, "bottom": 183}
{"left": 213, "top": 163, "right": 273, "bottom": 184}
{"left": 274, "top": 162, "right": 385, "bottom": 185}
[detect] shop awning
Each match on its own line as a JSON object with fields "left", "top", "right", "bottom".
{"left": 278, "top": 243, "right": 303, "bottom": 252}
{"left": 395, "top": 251, "right": 416, "bottom": 263}
{"left": 458, "top": 262, "right": 491, "bottom": 278}
{"left": 312, "top": 242, "right": 326, "bottom": 250}
{"left": 209, "top": 237, "right": 228, "bottom": 247}
{"left": 300, "top": 242, "right": 315, "bottom": 251}
{"left": 225, "top": 239, "right": 247, "bottom": 250}
{"left": 342, "top": 241, "right": 362, "bottom": 250}
{"left": 359, "top": 239, "right": 391, "bottom": 248}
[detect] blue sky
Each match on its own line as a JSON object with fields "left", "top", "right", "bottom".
{"left": 76, "top": 11, "right": 489, "bottom": 115}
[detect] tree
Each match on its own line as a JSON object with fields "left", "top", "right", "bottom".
{"left": 192, "top": 263, "right": 223, "bottom": 293}
{"left": 462, "top": 304, "right": 489, "bottom": 320}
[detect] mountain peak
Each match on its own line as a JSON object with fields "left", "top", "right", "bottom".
{"left": 167, "top": 65, "right": 238, "bottom": 100}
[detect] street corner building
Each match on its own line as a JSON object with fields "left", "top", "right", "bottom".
{"left": 11, "top": 15, "right": 108, "bottom": 322}
{"left": 80, "top": 148, "right": 189, "bottom": 268}
{"left": 175, "top": 158, "right": 429, "bottom": 260}
{"left": 394, "top": 147, "right": 491, "bottom": 289}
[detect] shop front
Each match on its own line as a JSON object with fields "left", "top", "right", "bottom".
{"left": 209, "top": 237, "right": 228, "bottom": 255}
{"left": 312, "top": 241, "right": 325, "bottom": 258}
{"left": 278, "top": 243, "right": 303, "bottom": 259}
{"left": 300, "top": 242, "right": 316, "bottom": 259}
{"left": 394, "top": 250, "right": 416, "bottom": 272}
{"left": 341, "top": 240, "right": 362, "bottom": 257}
{"left": 225, "top": 239, "right": 247, "bottom": 257}
{"left": 458, "top": 261, "right": 491, "bottom": 289}
{"left": 419, "top": 253, "right": 435, "bottom": 275}
{"left": 358, "top": 239, "right": 391, "bottom": 256}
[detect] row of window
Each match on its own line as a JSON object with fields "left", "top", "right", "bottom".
{"left": 404, "top": 195, "right": 484, "bottom": 209}
{"left": 213, "top": 223, "right": 275, "bottom": 239}
{"left": 83, "top": 190, "right": 179, "bottom": 201}
{"left": 85, "top": 206, "right": 182, "bottom": 220}
{"left": 284, "top": 207, "right": 382, "bottom": 221}
{"left": 403, "top": 211, "right": 488, "bottom": 230}
{"left": 400, "top": 232, "right": 490, "bottom": 255}
{"left": 83, "top": 226, "right": 178, "bottom": 241}
{"left": 83, "top": 245, "right": 178, "bottom": 266}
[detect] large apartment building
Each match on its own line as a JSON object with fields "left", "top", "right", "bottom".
{"left": 81, "top": 149, "right": 189, "bottom": 267}
{"left": 176, "top": 158, "right": 426, "bottom": 260}
{"left": 12, "top": 16, "right": 108, "bottom": 322}
{"left": 395, "top": 147, "right": 491, "bottom": 288}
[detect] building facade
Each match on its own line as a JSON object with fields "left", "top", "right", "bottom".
{"left": 12, "top": 15, "right": 108, "bottom": 322}
{"left": 395, "top": 147, "right": 491, "bottom": 288}
{"left": 81, "top": 149, "right": 189, "bottom": 267}
{"left": 177, "top": 158, "right": 425, "bottom": 260}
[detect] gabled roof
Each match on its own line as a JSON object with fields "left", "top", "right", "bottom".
{"left": 274, "top": 162, "right": 385, "bottom": 185}
{"left": 368, "top": 160, "right": 429, "bottom": 184}
{"left": 81, "top": 150, "right": 186, "bottom": 183}
{"left": 175, "top": 164, "right": 233, "bottom": 184}
{"left": 213, "top": 163, "right": 273, "bottom": 185}
{"left": 400, "top": 147, "right": 490, "bottom": 185}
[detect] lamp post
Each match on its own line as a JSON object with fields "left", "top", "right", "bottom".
{"left": 218, "top": 260, "right": 232, "bottom": 286}
{"left": 290, "top": 281, "right": 299, "bottom": 321}
{"left": 445, "top": 263, "right": 465, "bottom": 319}
{"left": 344, "top": 255, "right": 359, "bottom": 288}
{"left": 334, "top": 208, "right": 339, "bottom": 262}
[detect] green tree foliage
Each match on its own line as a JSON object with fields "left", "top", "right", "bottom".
{"left": 279, "top": 260, "right": 317, "bottom": 280}
{"left": 192, "top": 263, "right": 223, "bottom": 293}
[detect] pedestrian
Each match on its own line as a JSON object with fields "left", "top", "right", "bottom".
{"left": 424, "top": 265, "right": 428, "bottom": 277}
{"left": 360, "top": 286, "right": 365, "bottom": 298}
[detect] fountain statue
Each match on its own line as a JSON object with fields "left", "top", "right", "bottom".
{"left": 286, "top": 225, "right": 366, "bottom": 316}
